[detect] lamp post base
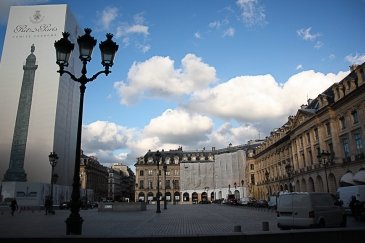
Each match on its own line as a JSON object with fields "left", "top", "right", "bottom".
{"left": 65, "top": 214, "right": 84, "bottom": 235}
{"left": 156, "top": 200, "right": 161, "bottom": 213}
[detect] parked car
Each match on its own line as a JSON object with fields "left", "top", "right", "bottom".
{"left": 247, "top": 198, "right": 257, "bottom": 207}
{"left": 256, "top": 199, "right": 268, "bottom": 208}
{"left": 276, "top": 192, "right": 346, "bottom": 230}
{"left": 59, "top": 201, "right": 70, "bottom": 210}
{"left": 239, "top": 197, "right": 250, "bottom": 206}
{"left": 268, "top": 196, "right": 278, "bottom": 209}
{"left": 90, "top": 202, "right": 98, "bottom": 208}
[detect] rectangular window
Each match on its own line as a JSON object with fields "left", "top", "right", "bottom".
{"left": 173, "top": 180, "right": 179, "bottom": 189}
{"left": 148, "top": 180, "right": 153, "bottom": 189}
{"left": 174, "top": 170, "right": 179, "bottom": 176}
{"left": 306, "top": 133, "right": 311, "bottom": 144}
{"left": 339, "top": 117, "right": 346, "bottom": 129}
{"left": 354, "top": 133, "right": 364, "bottom": 155}
{"left": 148, "top": 170, "right": 153, "bottom": 176}
{"left": 300, "top": 136, "right": 303, "bottom": 147}
{"left": 326, "top": 123, "right": 331, "bottom": 136}
{"left": 139, "top": 170, "right": 144, "bottom": 176}
{"left": 139, "top": 180, "right": 144, "bottom": 189}
{"left": 250, "top": 164, "right": 254, "bottom": 170}
{"left": 165, "top": 180, "right": 171, "bottom": 189}
{"left": 314, "top": 128, "right": 319, "bottom": 141}
{"left": 342, "top": 138, "right": 350, "bottom": 158}
{"left": 308, "top": 150, "right": 313, "bottom": 165}
{"left": 166, "top": 170, "right": 170, "bottom": 176}
{"left": 251, "top": 174, "right": 255, "bottom": 184}
{"left": 352, "top": 110, "right": 359, "bottom": 124}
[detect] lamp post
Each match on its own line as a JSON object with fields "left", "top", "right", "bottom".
{"left": 204, "top": 186, "right": 209, "bottom": 202}
{"left": 264, "top": 170, "right": 270, "bottom": 198}
{"left": 155, "top": 150, "right": 161, "bottom": 213}
{"left": 163, "top": 162, "right": 167, "bottom": 210}
{"left": 54, "top": 28, "right": 118, "bottom": 235}
{"left": 317, "top": 150, "right": 332, "bottom": 193}
{"left": 48, "top": 151, "right": 58, "bottom": 214}
{"left": 285, "top": 163, "right": 293, "bottom": 192}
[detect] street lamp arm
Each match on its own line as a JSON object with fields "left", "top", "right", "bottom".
{"left": 58, "top": 68, "right": 110, "bottom": 83}
{"left": 89, "top": 68, "right": 111, "bottom": 81}
{"left": 58, "top": 69, "right": 78, "bottom": 82}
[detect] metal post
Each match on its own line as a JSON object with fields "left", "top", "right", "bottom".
{"left": 156, "top": 151, "right": 161, "bottom": 213}
{"left": 163, "top": 162, "right": 167, "bottom": 210}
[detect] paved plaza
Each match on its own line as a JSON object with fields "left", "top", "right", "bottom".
{"left": 1, "top": 204, "right": 365, "bottom": 238}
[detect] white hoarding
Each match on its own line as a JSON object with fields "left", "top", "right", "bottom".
{"left": 0, "top": 4, "right": 82, "bottom": 186}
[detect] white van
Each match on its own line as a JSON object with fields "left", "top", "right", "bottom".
{"left": 276, "top": 192, "right": 346, "bottom": 229}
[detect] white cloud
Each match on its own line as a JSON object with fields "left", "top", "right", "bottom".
{"left": 223, "top": 27, "right": 235, "bottom": 37}
{"left": 144, "top": 109, "right": 213, "bottom": 145}
{"left": 114, "top": 54, "right": 217, "bottom": 105}
{"left": 296, "top": 64, "right": 303, "bottom": 70}
{"left": 97, "top": 6, "right": 118, "bottom": 30}
{"left": 207, "top": 123, "right": 259, "bottom": 148}
{"left": 236, "top": 0, "right": 266, "bottom": 27}
{"left": 314, "top": 41, "right": 324, "bottom": 49}
{"left": 126, "top": 24, "right": 149, "bottom": 36}
{"left": 194, "top": 32, "right": 202, "bottom": 39}
{"left": 329, "top": 54, "right": 336, "bottom": 60}
{"left": 209, "top": 20, "right": 222, "bottom": 29}
{"left": 345, "top": 53, "right": 365, "bottom": 65}
{"left": 187, "top": 70, "right": 348, "bottom": 123}
{"left": 82, "top": 120, "right": 136, "bottom": 163}
{"left": 114, "top": 12, "right": 151, "bottom": 53}
{"left": 136, "top": 43, "right": 151, "bottom": 53}
{"left": 297, "top": 27, "right": 320, "bottom": 41}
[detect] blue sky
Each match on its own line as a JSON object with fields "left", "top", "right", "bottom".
{"left": 1, "top": 0, "right": 365, "bottom": 169}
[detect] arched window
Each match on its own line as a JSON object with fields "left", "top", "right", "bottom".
{"left": 183, "top": 192, "right": 189, "bottom": 201}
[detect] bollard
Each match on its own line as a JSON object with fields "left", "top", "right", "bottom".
{"left": 233, "top": 225, "right": 241, "bottom": 232}
{"left": 262, "top": 221, "right": 269, "bottom": 231}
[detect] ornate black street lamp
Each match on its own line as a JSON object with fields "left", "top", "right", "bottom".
{"left": 317, "top": 150, "right": 333, "bottom": 193}
{"left": 54, "top": 28, "right": 118, "bottom": 235}
{"left": 163, "top": 162, "right": 167, "bottom": 210}
{"left": 155, "top": 150, "right": 161, "bottom": 213}
{"left": 48, "top": 151, "right": 58, "bottom": 214}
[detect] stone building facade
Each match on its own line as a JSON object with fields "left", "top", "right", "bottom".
{"left": 253, "top": 63, "right": 365, "bottom": 199}
{"left": 135, "top": 143, "right": 261, "bottom": 204}
{"left": 80, "top": 151, "right": 108, "bottom": 201}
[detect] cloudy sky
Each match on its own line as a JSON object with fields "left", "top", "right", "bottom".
{"left": 1, "top": 0, "right": 365, "bottom": 170}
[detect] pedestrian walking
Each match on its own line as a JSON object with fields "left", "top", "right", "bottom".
{"left": 10, "top": 198, "right": 18, "bottom": 216}
{"left": 44, "top": 197, "right": 51, "bottom": 215}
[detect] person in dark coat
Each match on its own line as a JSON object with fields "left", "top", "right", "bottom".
{"left": 10, "top": 199, "right": 18, "bottom": 216}
{"left": 45, "top": 197, "right": 51, "bottom": 215}
{"left": 349, "top": 196, "right": 361, "bottom": 220}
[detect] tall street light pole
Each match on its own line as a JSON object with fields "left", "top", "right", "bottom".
{"left": 155, "top": 150, "right": 161, "bottom": 213}
{"left": 54, "top": 28, "right": 118, "bottom": 235}
{"left": 265, "top": 170, "right": 270, "bottom": 198}
{"left": 163, "top": 161, "right": 167, "bottom": 210}
{"left": 317, "top": 150, "right": 332, "bottom": 193}
{"left": 48, "top": 151, "right": 58, "bottom": 214}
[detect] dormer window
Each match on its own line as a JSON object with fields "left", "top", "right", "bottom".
{"left": 352, "top": 110, "right": 359, "bottom": 124}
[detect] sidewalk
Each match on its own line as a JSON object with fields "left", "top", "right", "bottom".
{"left": 0, "top": 204, "right": 364, "bottom": 238}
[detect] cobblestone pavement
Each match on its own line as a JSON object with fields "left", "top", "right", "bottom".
{"left": 0, "top": 204, "right": 364, "bottom": 238}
